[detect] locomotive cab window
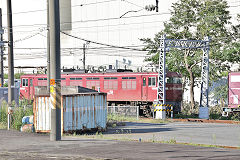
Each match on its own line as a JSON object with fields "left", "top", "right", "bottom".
{"left": 22, "top": 78, "right": 28, "bottom": 87}
{"left": 173, "top": 77, "right": 182, "bottom": 84}
{"left": 148, "top": 77, "right": 156, "bottom": 86}
{"left": 30, "top": 79, "right": 33, "bottom": 86}
{"left": 142, "top": 77, "right": 146, "bottom": 86}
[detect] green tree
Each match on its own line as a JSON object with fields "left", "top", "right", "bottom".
{"left": 222, "top": 14, "right": 240, "bottom": 67}
{"left": 4, "top": 72, "right": 25, "bottom": 79}
{"left": 141, "top": 0, "right": 235, "bottom": 110}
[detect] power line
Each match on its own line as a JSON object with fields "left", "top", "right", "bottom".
{"left": 5, "top": 0, "right": 240, "bottom": 16}
{"left": 14, "top": 28, "right": 47, "bottom": 43}
{"left": 3, "top": 0, "right": 119, "bottom": 16}
{"left": 6, "top": 11, "right": 239, "bottom": 30}
{"left": 13, "top": 44, "right": 146, "bottom": 50}
{"left": 122, "top": 0, "right": 145, "bottom": 9}
{"left": 60, "top": 31, "right": 145, "bottom": 51}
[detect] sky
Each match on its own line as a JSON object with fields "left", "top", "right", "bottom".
{"left": 0, "top": 0, "right": 239, "bottom": 73}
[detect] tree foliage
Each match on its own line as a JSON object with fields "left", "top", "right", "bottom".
{"left": 141, "top": 0, "right": 238, "bottom": 109}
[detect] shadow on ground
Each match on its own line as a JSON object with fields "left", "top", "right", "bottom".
{"left": 104, "top": 122, "right": 175, "bottom": 134}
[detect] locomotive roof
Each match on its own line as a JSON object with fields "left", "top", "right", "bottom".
{"left": 20, "top": 71, "right": 181, "bottom": 78}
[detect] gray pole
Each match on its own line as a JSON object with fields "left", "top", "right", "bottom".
{"left": 83, "top": 43, "right": 85, "bottom": 71}
{"left": 156, "top": 0, "right": 159, "bottom": 12}
{"left": 0, "top": 9, "right": 4, "bottom": 87}
{"left": 47, "top": 0, "right": 50, "bottom": 93}
{"left": 49, "top": 0, "right": 61, "bottom": 141}
{"left": 7, "top": 0, "right": 14, "bottom": 106}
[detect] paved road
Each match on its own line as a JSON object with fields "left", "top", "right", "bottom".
{"left": 0, "top": 128, "right": 240, "bottom": 160}
{"left": 105, "top": 122, "right": 240, "bottom": 147}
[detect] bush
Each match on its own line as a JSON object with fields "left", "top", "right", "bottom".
{"left": 175, "top": 102, "right": 227, "bottom": 120}
{"left": 0, "top": 100, "right": 33, "bottom": 130}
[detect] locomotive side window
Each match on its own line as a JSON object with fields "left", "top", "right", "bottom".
{"left": 38, "top": 78, "right": 47, "bottom": 81}
{"left": 70, "top": 77, "right": 82, "bottom": 80}
{"left": 148, "top": 77, "right": 156, "bottom": 86}
{"left": 86, "top": 77, "right": 100, "bottom": 90}
{"left": 86, "top": 77, "right": 99, "bottom": 80}
{"left": 60, "top": 78, "right": 66, "bottom": 86}
{"left": 37, "top": 77, "right": 47, "bottom": 86}
{"left": 104, "top": 77, "right": 117, "bottom": 80}
{"left": 70, "top": 77, "right": 82, "bottom": 86}
{"left": 22, "top": 78, "right": 28, "bottom": 87}
{"left": 122, "top": 77, "right": 136, "bottom": 90}
{"left": 104, "top": 77, "right": 118, "bottom": 90}
{"left": 122, "top": 77, "right": 136, "bottom": 80}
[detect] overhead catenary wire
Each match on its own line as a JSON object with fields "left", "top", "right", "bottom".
{"left": 60, "top": 31, "right": 145, "bottom": 51}
{"left": 3, "top": 3, "right": 240, "bottom": 30}
{"left": 14, "top": 27, "right": 47, "bottom": 43}
{"left": 3, "top": 0, "right": 239, "bottom": 16}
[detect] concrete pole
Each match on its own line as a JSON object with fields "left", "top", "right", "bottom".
{"left": 47, "top": 0, "right": 50, "bottom": 93}
{"left": 0, "top": 9, "right": 4, "bottom": 87}
{"left": 7, "top": 0, "right": 14, "bottom": 106}
{"left": 49, "top": 0, "right": 61, "bottom": 141}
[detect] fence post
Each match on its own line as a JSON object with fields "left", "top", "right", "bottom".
{"left": 171, "top": 105, "right": 173, "bottom": 119}
{"left": 137, "top": 106, "right": 139, "bottom": 120}
{"left": 7, "top": 107, "right": 12, "bottom": 130}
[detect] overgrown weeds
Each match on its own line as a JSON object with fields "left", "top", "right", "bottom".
{"left": 175, "top": 102, "right": 240, "bottom": 121}
{"left": 0, "top": 100, "right": 33, "bottom": 130}
{"left": 107, "top": 114, "right": 168, "bottom": 128}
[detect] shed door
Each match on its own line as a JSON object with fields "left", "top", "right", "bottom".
{"left": 142, "top": 76, "right": 148, "bottom": 101}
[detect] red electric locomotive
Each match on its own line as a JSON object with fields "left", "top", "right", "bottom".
{"left": 20, "top": 71, "right": 182, "bottom": 116}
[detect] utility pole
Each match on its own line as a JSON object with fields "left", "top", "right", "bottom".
{"left": 49, "top": 0, "right": 61, "bottom": 141}
{"left": 0, "top": 8, "right": 4, "bottom": 87}
{"left": 83, "top": 43, "right": 86, "bottom": 71}
{"left": 7, "top": 0, "right": 14, "bottom": 130}
{"left": 7, "top": 0, "right": 14, "bottom": 104}
{"left": 156, "top": 0, "right": 159, "bottom": 12}
{"left": 47, "top": 0, "right": 50, "bottom": 93}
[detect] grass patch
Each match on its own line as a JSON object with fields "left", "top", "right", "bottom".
{"left": 0, "top": 122, "right": 7, "bottom": 129}
{"left": 0, "top": 101, "right": 33, "bottom": 131}
{"left": 107, "top": 114, "right": 169, "bottom": 127}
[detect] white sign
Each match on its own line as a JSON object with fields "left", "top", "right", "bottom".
{"left": 231, "top": 76, "right": 240, "bottom": 82}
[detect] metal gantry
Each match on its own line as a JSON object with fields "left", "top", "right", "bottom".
{"left": 157, "top": 35, "right": 210, "bottom": 109}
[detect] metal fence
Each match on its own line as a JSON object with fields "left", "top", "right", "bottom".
{"left": 107, "top": 106, "right": 139, "bottom": 119}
